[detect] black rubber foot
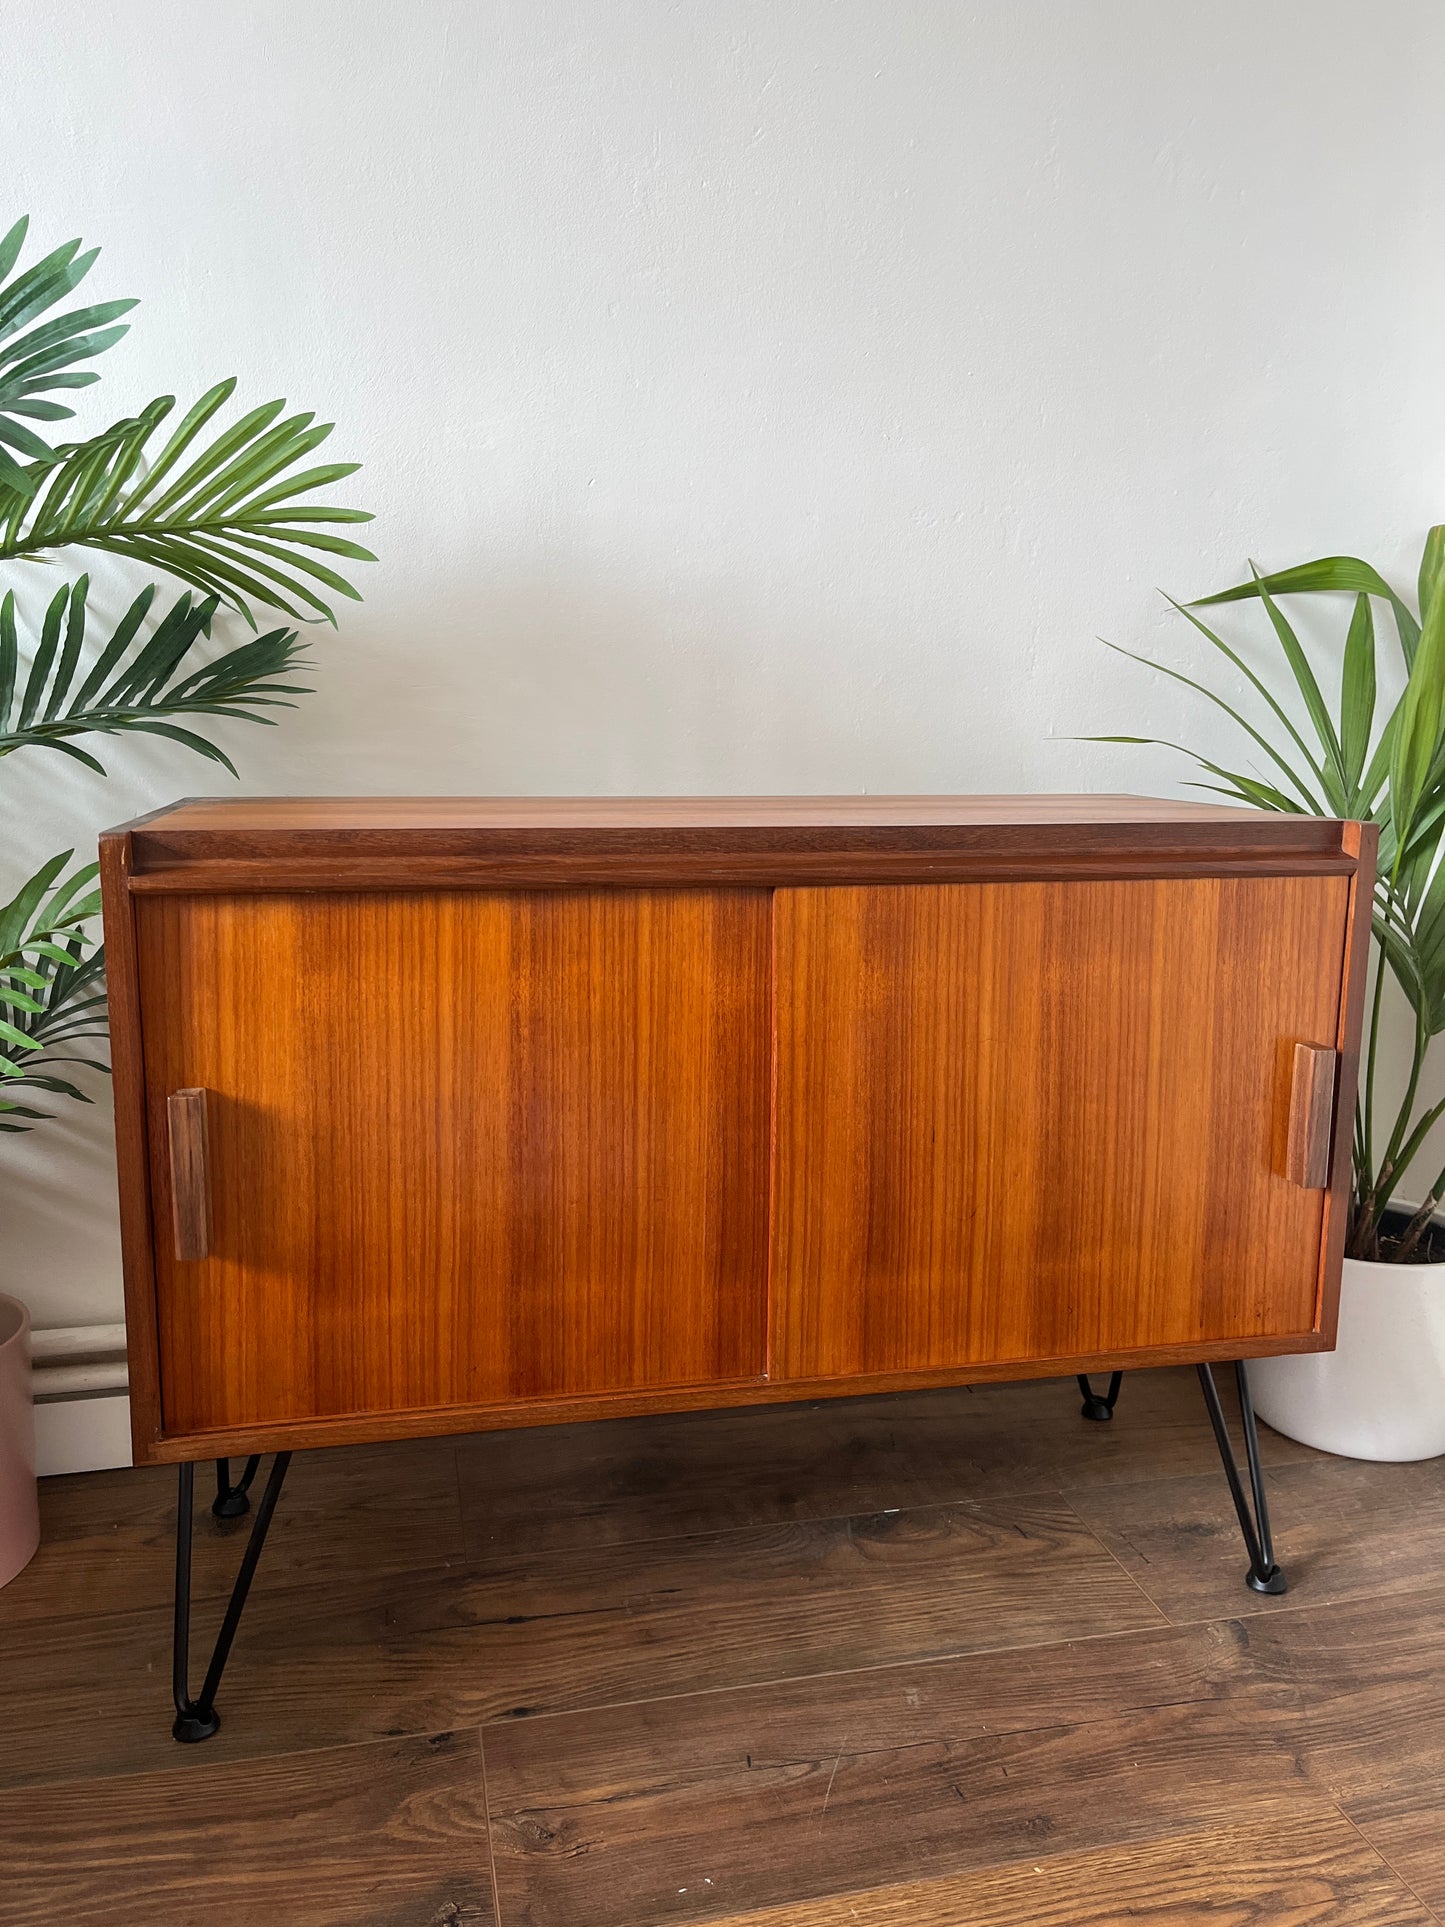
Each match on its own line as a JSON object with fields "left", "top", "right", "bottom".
{"left": 1080, "top": 1396, "right": 1115, "bottom": 1422}
{"left": 1246, "top": 1566, "right": 1288, "bottom": 1596}
{"left": 211, "top": 1490, "right": 250, "bottom": 1520}
{"left": 172, "top": 1707, "right": 221, "bottom": 1743}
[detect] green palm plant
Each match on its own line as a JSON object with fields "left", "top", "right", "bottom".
{"left": 0, "top": 855, "right": 105, "bottom": 1131}
{"left": 1101, "top": 529, "right": 1445, "bottom": 1261}
{"left": 0, "top": 214, "right": 373, "bottom": 1128}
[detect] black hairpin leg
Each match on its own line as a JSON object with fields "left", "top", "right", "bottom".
{"left": 173, "top": 1451, "right": 291, "bottom": 1743}
{"left": 1196, "top": 1362, "right": 1286, "bottom": 1595}
{"left": 212, "top": 1455, "right": 262, "bottom": 1519}
{"left": 1077, "top": 1370, "right": 1123, "bottom": 1421}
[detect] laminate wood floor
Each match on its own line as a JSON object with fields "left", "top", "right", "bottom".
{"left": 1, "top": 1367, "right": 1441, "bottom": 1925}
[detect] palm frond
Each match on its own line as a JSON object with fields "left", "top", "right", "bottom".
{"left": 0, "top": 853, "right": 105, "bottom": 1129}
{"left": 0, "top": 576, "right": 309, "bottom": 775}
{"left": 0, "top": 379, "right": 375, "bottom": 625}
{"left": 1388, "top": 546, "right": 1445, "bottom": 869}
{"left": 1105, "top": 525, "right": 1445, "bottom": 1257}
{"left": 1194, "top": 554, "right": 1422, "bottom": 667}
{"left": 1099, "top": 636, "right": 1329, "bottom": 812}
{"left": 0, "top": 216, "right": 136, "bottom": 501}
{"left": 1081, "top": 732, "right": 1308, "bottom": 814}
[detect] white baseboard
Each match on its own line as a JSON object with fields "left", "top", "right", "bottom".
{"left": 30, "top": 1323, "right": 132, "bottom": 1475}
{"left": 35, "top": 1391, "right": 134, "bottom": 1476}
{"left": 30, "top": 1316, "right": 133, "bottom": 1477}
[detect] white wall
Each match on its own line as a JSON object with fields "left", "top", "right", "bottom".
{"left": 4, "top": 1, "right": 1444, "bottom": 1393}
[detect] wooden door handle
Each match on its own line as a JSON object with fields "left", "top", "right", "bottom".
{"left": 168, "top": 1088, "right": 212, "bottom": 1261}
{"left": 1286, "top": 1044, "right": 1336, "bottom": 1189}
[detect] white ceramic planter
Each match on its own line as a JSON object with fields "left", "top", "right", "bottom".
{"left": 1249, "top": 1253, "right": 1445, "bottom": 1462}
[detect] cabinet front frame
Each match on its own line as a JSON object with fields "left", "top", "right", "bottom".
{"left": 100, "top": 811, "right": 1374, "bottom": 1465}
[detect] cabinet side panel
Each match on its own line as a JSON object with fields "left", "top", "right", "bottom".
{"left": 99, "top": 832, "right": 164, "bottom": 1457}
{"left": 1316, "top": 823, "right": 1377, "bottom": 1343}
{"left": 771, "top": 877, "right": 1349, "bottom": 1379}
{"left": 136, "top": 889, "right": 771, "bottom": 1433}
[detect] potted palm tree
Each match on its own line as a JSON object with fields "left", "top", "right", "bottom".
{"left": 0, "top": 211, "right": 372, "bottom": 1123}
{"left": 1104, "top": 531, "right": 1445, "bottom": 1460}
{"left": 0, "top": 214, "right": 372, "bottom": 1554}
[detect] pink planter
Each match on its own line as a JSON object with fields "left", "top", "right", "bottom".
{"left": 0, "top": 1294, "right": 39, "bottom": 1588}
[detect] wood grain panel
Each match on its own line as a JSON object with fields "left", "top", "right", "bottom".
{"left": 1234, "top": 1582, "right": 1445, "bottom": 1803}
{"left": 484, "top": 1630, "right": 1317, "bottom": 1927}
{"left": 1345, "top": 1786, "right": 1445, "bottom": 1918}
{"left": 772, "top": 876, "right": 1350, "bottom": 1380}
{"left": 1070, "top": 1451, "right": 1445, "bottom": 1628}
{"left": 0, "top": 1731, "right": 495, "bottom": 1926}
{"left": 136, "top": 889, "right": 771, "bottom": 1434}
{"left": 692, "top": 1822, "right": 1435, "bottom": 1927}
{"left": 0, "top": 1493, "right": 1164, "bottom": 1789}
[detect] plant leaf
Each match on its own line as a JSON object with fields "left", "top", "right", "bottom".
{"left": 0, "top": 584, "right": 309, "bottom": 772}
{"left": 1390, "top": 526, "right": 1445, "bottom": 864}
{"left": 0, "top": 901, "right": 108, "bottom": 1129}
{"left": 1194, "top": 555, "right": 1421, "bottom": 667}
{"left": 1245, "top": 565, "right": 1349, "bottom": 811}
{"left": 1339, "top": 593, "right": 1377, "bottom": 796}
{"left": 0, "top": 383, "right": 374, "bottom": 622}
{"left": 0, "top": 220, "right": 134, "bottom": 501}
{"left": 1101, "top": 637, "right": 1328, "bottom": 812}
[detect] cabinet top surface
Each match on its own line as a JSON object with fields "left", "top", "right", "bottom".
{"left": 116, "top": 792, "right": 1334, "bottom": 833}
{"left": 102, "top": 794, "right": 1370, "bottom": 890}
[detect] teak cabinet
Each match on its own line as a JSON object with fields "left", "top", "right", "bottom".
{"left": 101, "top": 795, "right": 1375, "bottom": 1468}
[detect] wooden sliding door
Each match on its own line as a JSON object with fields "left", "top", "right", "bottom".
{"left": 137, "top": 889, "right": 772, "bottom": 1432}
{"left": 770, "top": 876, "right": 1351, "bottom": 1380}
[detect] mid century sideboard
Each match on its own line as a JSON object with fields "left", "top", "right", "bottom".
{"left": 99, "top": 795, "right": 1375, "bottom": 1739}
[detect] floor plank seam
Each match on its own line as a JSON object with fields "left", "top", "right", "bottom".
{"left": 40, "top": 1507, "right": 1438, "bottom": 1662}
{"left": 1148, "top": 1583, "right": 1445, "bottom": 1632}
{"left": 2, "top": 1616, "right": 1230, "bottom": 1797}
{"left": 1333, "top": 1799, "right": 1445, "bottom": 1925}
{"left": 475, "top": 1725, "right": 508, "bottom": 1927}
{"left": 2, "top": 1583, "right": 1388, "bottom": 1792}
{"left": 0, "top": 1552, "right": 479, "bottom": 1642}
{"left": 0, "top": 1723, "right": 484, "bottom": 1800}
{"left": 467, "top": 1611, "right": 1217, "bottom": 1737}
{"left": 5, "top": 1581, "right": 1412, "bottom": 1797}
{"left": 1051, "top": 1489, "right": 1178, "bottom": 1621}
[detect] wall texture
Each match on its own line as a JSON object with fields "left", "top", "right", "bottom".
{"left": 3, "top": 1, "right": 1443, "bottom": 1454}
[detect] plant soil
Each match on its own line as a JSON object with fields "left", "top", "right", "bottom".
{"left": 1374, "top": 1209, "right": 1445, "bottom": 1267}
